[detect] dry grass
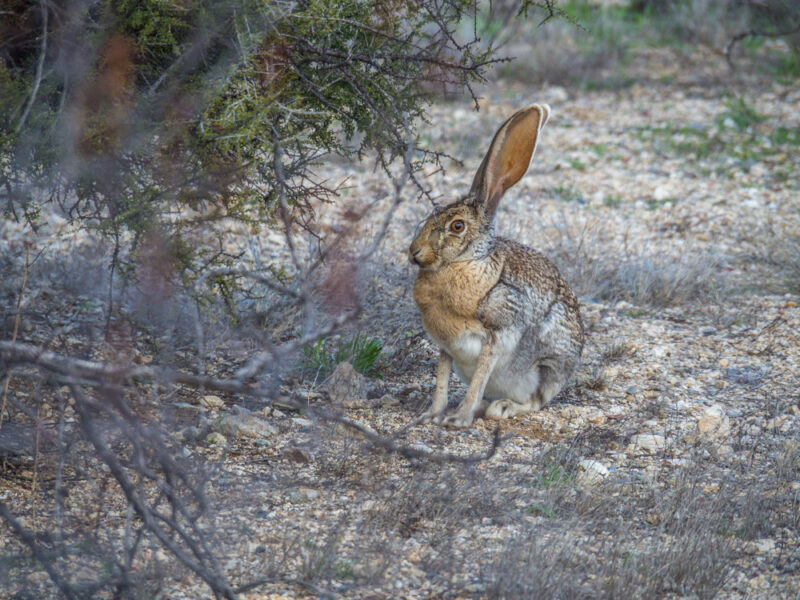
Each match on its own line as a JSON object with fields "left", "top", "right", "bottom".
{"left": 541, "top": 218, "right": 722, "bottom": 308}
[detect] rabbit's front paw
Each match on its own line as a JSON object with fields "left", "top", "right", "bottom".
{"left": 443, "top": 411, "right": 474, "bottom": 429}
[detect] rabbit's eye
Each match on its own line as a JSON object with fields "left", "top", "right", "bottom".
{"left": 449, "top": 220, "right": 465, "bottom": 233}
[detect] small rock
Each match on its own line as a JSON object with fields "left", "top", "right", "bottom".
{"left": 134, "top": 354, "right": 153, "bottom": 365}
{"left": 615, "top": 300, "right": 635, "bottom": 311}
{"left": 626, "top": 434, "right": 666, "bottom": 455}
{"left": 653, "top": 184, "right": 673, "bottom": 202}
{"left": 177, "top": 426, "right": 202, "bottom": 442}
{"left": 201, "top": 394, "right": 225, "bottom": 409}
{"left": 282, "top": 446, "right": 312, "bottom": 463}
{"left": 172, "top": 402, "right": 200, "bottom": 419}
{"left": 206, "top": 432, "right": 226, "bottom": 446}
{"left": 697, "top": 405, "right": 731, "bottom": 440}
{"left": 227, "top": 415, "right": 277, "bottom": 439}
{"left": 285, "top": 487, "right": 319, "bottom": 504}
{"left": 576, "top": 459, "right": 609, "bottom": 487}
{"left": 747, "top": 539, "right": 776, "bottom": 554}
{"left": 327, "top": 361, "right": 367, "bottom": 405}
{"left": 292, "top": 417, "right": 313, "bottom": 428}
{"left": 412, "top": 441, "right": 433, "bottom": 454}
{"left": 341, "top": 398, "right": 367, "bottom": 409}
{"left": 379, "top": 393, "right": 400, "bottom": 407}
{"left": 559, "top": 406, "right": 585, "bottom": 420}
{"left": 701, "top": 327, "right": 717, "bottom": 336}
{"left": 27, "top": 571, "right": 49, "bottom": 585}
{"left": 544, "top": 85, "right": 569, "bottom": 103}
{"left": 764, "top": 415, "right": 789, "bottom": 430}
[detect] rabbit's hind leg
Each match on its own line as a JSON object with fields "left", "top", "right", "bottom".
{"left": 485, "top": 363, "right": 567, "bottom": 419}
{"left": 484, "top": 396, "right": 539, "bottom": 420}
{"left": 534, "top": 363, "right": 570, "bottom": 408}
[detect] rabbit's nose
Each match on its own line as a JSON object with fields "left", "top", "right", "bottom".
{"left": 410, "top": 249, "right": 422, "bottom": 265}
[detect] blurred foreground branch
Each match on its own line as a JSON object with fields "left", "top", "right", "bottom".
{"left": 0, "top": 340, "right": 499, "bottom": 465}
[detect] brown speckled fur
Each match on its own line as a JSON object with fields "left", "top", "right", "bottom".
{"left": 413, "top": 251, "right": 503, "bottom": 343}
{"left": 408, "top": 104, "right": 584, "bottom": 428}
{"left": 490, "top": 239, "right": 584, "bottom": 343}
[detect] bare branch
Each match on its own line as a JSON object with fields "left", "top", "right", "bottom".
{"left": 14, "top": 1, "right": 47, "bottom": 134}
{"left": 725, "top": 22, "right": 800, "bottom": 68}
{"left": 0, "top": 340, "right": 502, "bottom": 465}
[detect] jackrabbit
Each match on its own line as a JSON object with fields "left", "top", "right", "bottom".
{"left": 409, "top": 104, "right": 584, "bottom": 427}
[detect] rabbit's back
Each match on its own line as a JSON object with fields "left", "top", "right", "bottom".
{"left": 484, "top": 239, "right": 583, "bottom": 342}
{"left": 476, "top": 239, "right": 583, "bottom": 401}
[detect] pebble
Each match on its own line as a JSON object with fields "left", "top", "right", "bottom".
{"left": 697, "top": 404, "right": 731, "bottom": 440}
{"left": 576, "top": 459, "right": 609, "bottom": 487}
{"left": 765, "top": 415, "right": 791, "bottom": 431}
{"left": 217, "top": 408, "right": 278, "bottom": 439}
{"left": 747, "top": 539, "right": 777, "bottom": 554}
{"left": 327, "top": 361, "right": 367, "bottom": 405}
{"left": 282, "top": 446, "right": 312, "bottom": 463}
{"left": 201, "top": 394, "right": 225, "bottom": 409}
{"left": 206, "top": 432, "right": 226, "bottom": 446}
{"left": 285, "top": 487, "right": 319, "bottom": 504}
{"left": 626, "top": 434, "right": 666, "bottom": 455}
{"left": 229, "top": 415, "right": 277, "bottom": 439}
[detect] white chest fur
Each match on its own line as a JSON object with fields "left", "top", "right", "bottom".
{"left": 444, "top": 328, "right": 534, "bottom": 402}
{"left": 442, "top": 331, "right": 484, "bottom": 367}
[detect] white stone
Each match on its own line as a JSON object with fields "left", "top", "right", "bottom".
{"left": 576, "top": 459, "right": 609, "bottom": 487}
{"left": 697, "top": 405, "right": 731, "bottom": 440}
{"left": 230, "top": 415, "right": 277, "bottom": 439}
{"left": 201, "top": 394, "right": 225, "bottom": 409}
{"left": 747, "top": 539, "right": 776, "bottom": 554}
{"left": 626, "top": 434, "right": 666, "bottom": 455}
{"left": 653, "top": 185, "right": 673, "bottom": 201}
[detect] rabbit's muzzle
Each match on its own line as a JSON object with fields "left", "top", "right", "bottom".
{"left": 408, "top": 235, "right": 437, "bottom": 269}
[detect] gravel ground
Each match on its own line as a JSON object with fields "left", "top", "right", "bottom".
{"left": 1, "top": 46, "right": 799, "bottom": 599}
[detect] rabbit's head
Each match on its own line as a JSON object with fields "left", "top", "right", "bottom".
{"left": 409, "top": 104, "right": 550, "bottom": 271}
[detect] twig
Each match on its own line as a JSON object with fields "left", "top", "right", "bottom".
{"left": 359, "top": 114, "right": 414, "bottom": 261}
{"left": 1, "top": 242, "right": 31, "bottom": 428}
{"left": 235, "top": 576, "right": 333, "bottom": 597}
{"left": 14, "top": 0, "right": 48, "bottom": 134}
{"left": 0, "top": 501, "right": 79, "bottom": 600}
{"left": 725, "top": 23, "right": 800, "bottom": 69}
{"left": 69, "top": 384, "right": 237, "bottom": 599}
{"left": 1, "top": 340, "right": 502, "bottom": 465}
{"left": 321, "top": 409, "right": 502, "bottom": 465}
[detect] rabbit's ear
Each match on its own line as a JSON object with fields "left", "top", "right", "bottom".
{"left": 470, "top": 104, "right": 550, "bottom": 221}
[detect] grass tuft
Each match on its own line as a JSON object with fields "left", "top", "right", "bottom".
{"left": 303, "top": 333, "right": 384, "bottom": 379}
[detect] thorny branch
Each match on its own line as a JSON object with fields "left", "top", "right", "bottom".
{"left": 0, "top": 340, "right": 502, "bottom": 466}
{"left": 0, "top": 337, "right": 502, "bottom": 594}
